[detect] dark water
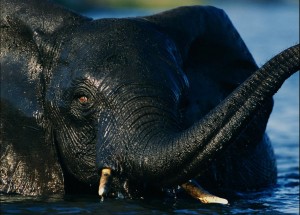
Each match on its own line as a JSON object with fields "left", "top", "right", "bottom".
{"left": 1, "top": 2, "right": 299, "bottom": 214}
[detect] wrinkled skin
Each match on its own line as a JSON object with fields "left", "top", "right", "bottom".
{"left": 1, "top": 0, "right": 299, "bottom": 198}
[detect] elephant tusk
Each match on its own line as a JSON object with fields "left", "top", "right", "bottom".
{"left": 98, "top": 168, "right": 112, "bottom": 200}
{"left": 181, "top": 181, "right": 228, "bottom": 205}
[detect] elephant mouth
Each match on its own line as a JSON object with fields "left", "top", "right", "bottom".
{"left": 97, "top": 167, "right": 228, "bottom": 204}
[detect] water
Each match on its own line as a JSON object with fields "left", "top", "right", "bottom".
{"left": 1, "top": 2, "right": 299, "bottom": 214}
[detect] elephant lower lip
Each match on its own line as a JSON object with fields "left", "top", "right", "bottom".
{"left": 98, "top": 168, "right": 112, "bottom": 200}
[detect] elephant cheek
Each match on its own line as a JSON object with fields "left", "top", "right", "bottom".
{"left": 54, "top": 129, "right": 97, "bottom": 183}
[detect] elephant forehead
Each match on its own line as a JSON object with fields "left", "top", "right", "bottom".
{"left": 54, "top": 18, "right": 185, "bottom": 89}
{"left": 58, "top": 18, "right": 177, "bottom": 63}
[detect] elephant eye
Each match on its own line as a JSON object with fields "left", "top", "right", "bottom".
{"left": 71, "top": 82, "right": 95, "bottom": 109}
{"left": 78, "top": 96, "right": 89, "bottom": 104}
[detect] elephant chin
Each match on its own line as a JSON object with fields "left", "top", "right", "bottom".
{"left": 96, "top": 44, "right": 299, "bottom": 198}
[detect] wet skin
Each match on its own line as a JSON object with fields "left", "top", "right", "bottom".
{"left": 1, "top": 0, "right": 299, "bottom": 199}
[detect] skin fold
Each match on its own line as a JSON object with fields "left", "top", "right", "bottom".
{"left": 1, "top": 0, "right": 299, "bottom": 200}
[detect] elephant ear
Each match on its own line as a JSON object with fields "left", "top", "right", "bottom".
{"left": 1, "top": 0, "right": 90, "bottom": 35}
{"left": 144, "top": 6, "right": 261, "bottom": 124}
{"left": 0, "top": 0, "right": 89, "bottom": 196}
{"left": 0, "top": 7, "right": 66, "bottom": 195}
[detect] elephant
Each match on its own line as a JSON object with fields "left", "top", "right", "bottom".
{"left": 1, "top": 0, "right": 299, "bottom": 201}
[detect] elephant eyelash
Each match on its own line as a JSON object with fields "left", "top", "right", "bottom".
{"left": 71, "top": 78, "right": 97, "bottom": 97}
{"left": 71, "top": 77, "right": 98, "bottom": 88}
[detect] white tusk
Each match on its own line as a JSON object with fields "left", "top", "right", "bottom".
{"left": 181, "top": 181, "right": 228, "bottom": 205}
{"left": 98, "top": 168, "right": 112, "bottom": 199}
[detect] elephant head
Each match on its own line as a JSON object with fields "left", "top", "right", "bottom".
{"left": 1, "top": 0, "right": 299, "bottom": 197}
{"left": 44, "top": 6, "right": 299, "bottom": 195}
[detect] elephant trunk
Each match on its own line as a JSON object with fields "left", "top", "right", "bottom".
{"left": 130, "top": 44, "right": 299, "bottom": 186}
